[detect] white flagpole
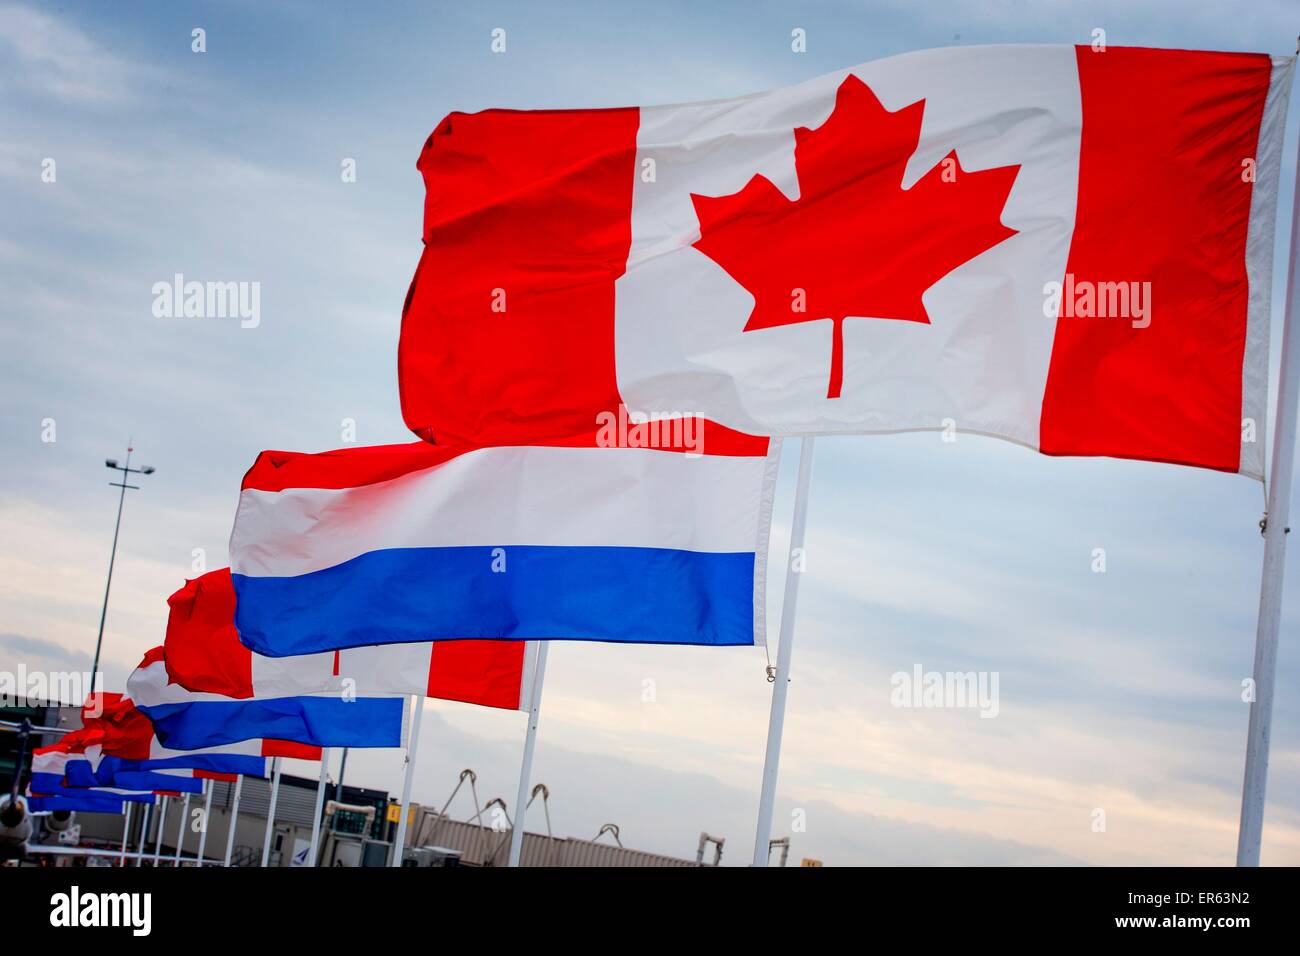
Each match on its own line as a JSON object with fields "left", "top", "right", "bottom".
{"left": 508, "top": 641, "right": 549, "bottom": 868}
{"left": 752, "top": 436, "right": 816, "bottom": 866}
{"left": 260, "top": 757, "right": 282, "bottom": 867}
{"left": 173, "top": 791, "right": 190, "bottom": 866}
{"left": 135, "top": 802, "right": 151, "bottom": 867}
{"left": 390, "top": 696, "right": 424, "bottom": 867}
{"left": 118, "top": 802, "right": 132, "bottom": 866}
{"left": 196, "top": 777, "right": 213, "bottom": 867}
{"left": 223, "top": 774, "right": 243, "bottom": 868}
{"left": 307, "top": 747, "right": 331, "bottom": 867}
{"left": 152, "top": 794, "right": 168, "bottom": 866}
{"left": 1237, "top": 148, "right": 1300, "bottom": 867}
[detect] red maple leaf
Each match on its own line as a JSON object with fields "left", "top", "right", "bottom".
{"left": 690, "top": 75, "right": 1021, "bottom": 399}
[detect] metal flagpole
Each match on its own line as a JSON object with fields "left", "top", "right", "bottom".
{"left": 260, "top": 758, "right": 282, "bottom": 867}
{"left": 118, "top": 802, "right": 132, "bottom": 866}
{"left": 223, "top": 774, "right": 243, "bottom": 867}
{"left": 152, "top": 794, "right": 168, "bottom": 866}
{"left": 752, "top": 437, "right": 816, "bottom": 866}
{"left": 1237, "top": 147, "right": 1300, "bottom": 867}
{"left": 135, "top": 802, "right": 151, "bottom": 866}
{"left": 390, "top": 696, "right": 424, "bottom": 867}
{"left": 195, "top": 777, "right": 213, "bottom": 866}
{"left": 173, "top": 792, "right": 190, "bottom": 866}
{"left": 307, "top": 747, "right": 331, "bottom": 867}
{"left": 508, "top": 641, "right": 550, "bottom": 868}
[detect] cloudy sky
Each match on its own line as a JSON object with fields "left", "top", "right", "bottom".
{"left": 2, "top": 0, "right": 1299, "bottom": 866}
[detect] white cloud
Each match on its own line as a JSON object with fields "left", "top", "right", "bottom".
{"left": 0, "top": 4, "right": 153, "bottom": 104}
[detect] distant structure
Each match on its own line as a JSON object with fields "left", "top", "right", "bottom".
{"left": 9, "top": 705, "right": 790, "bottom": 867}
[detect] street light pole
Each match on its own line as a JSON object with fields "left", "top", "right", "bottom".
{"left": 91, "top": 444, "right": 155, "bottom": 692}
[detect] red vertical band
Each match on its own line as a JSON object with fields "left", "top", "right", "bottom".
{"left": 1040, "top": 47, "right": 1272, "bottom": 471}
{"left": 262, "top": 740, "right": 323, "bottom": 760}
{"left": 399, "top": 107, "right": 641, "bottom": 448}
{"left": 426, "top": 639, "right": 527, "bottom": 711}
{"left": 164, "top": 569, "right": 255, "bottom": 699}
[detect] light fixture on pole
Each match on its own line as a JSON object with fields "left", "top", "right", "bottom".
{"left": 91, "top": 444, "right": 155, "bottom": 692}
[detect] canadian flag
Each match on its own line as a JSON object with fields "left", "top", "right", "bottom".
{"left": 399, "top": 45, "right": 1293, "bottom": 476}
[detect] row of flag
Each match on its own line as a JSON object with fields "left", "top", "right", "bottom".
{"left": 24, "top": 571, "right": 541, "bottom": 826}
{"left": 27, "top": 43, "right": 1295, "bottom": 865}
